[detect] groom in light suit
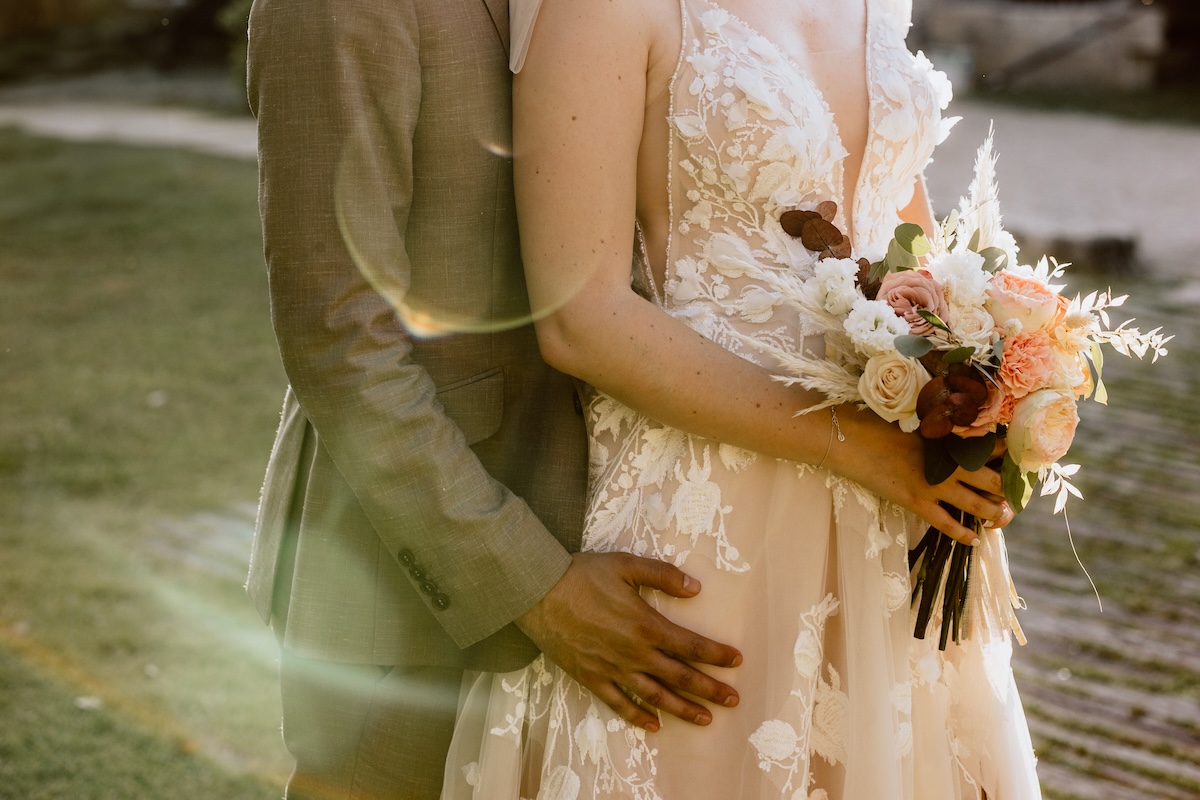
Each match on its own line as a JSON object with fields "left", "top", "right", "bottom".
{"left": 245, "top": 1, "right": 742, "bottom": 798}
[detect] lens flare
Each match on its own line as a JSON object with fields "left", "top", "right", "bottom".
{"left": 333, "top": 121, "right": 594, "bottom": 339}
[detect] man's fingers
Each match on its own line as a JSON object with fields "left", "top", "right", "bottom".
{"left": 621, "top": 554, "right": 701, "bottom": 598}
{"left": 625, "top": 673, "right": 712, "bottom": 726}
{"left": 593, "top": 682, "right": 661, "bottom": 732}
{"left": 658, "top": 622, "right": 743, "bottom": 671}
{"left": 650, "top": 651, "right": 740, "bottom": 709}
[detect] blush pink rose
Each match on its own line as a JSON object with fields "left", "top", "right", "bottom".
{"left": 878, "top": 269, "right": 950, "bottom": 336}
{"left": 997, "top": 331, "right": 1056, "bottom": 398}
{"left": 986, "top": 270, "right": 1059, "bottom": 333}
{"left": 1008, "top": 389, "right": 1079, "bottom": 473}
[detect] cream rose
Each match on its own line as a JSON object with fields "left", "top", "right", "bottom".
{"left": 859, "top": 352, "right": 932, "bottom": 433}
{"left": 986, "top": 270, "right": 1059, "bottom": 333}
{"left": 1008, "top": 389, "right": 1080, "bottom": 473}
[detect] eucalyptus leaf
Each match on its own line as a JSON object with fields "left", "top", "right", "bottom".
{"left": 979, "top": 246, "right": 1009, "bottom": 273}
{"left": 990, "top": 338, "right": 1005, "bottom": 364}
{"left": 895, "top": 222, "right": 931, "bottom": 257}
{"left": 916, "top": 309, "right": 951, "bottom": 332}
{"left": 924, "top": 439, "right": 959, "bottom": 486}
{"left": 967, "top": 228, "right": 981, "bottom": 253}
{"left": 895, "top": 334, "right": 934, "bottom": 358}
{"left": 1001, "top": 454, "right": 1035, "bottom": 513}
{"left": 946, "top": 432, "right": 996, "bottom": 472}
{"left": 867, "top": 259, "right": 890, "bottom": 284}
{"left": 1094, "top": 376, "right": 1108, "bottom": 405}
{"left": 942, "top": 346, "right": 976, "bottom": 365}
{"left": 887, "top": 237, "right": 920, "bottom": 271}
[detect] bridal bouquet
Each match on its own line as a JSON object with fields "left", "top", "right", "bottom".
{"left": 758, "top": 133, "right": 1171, "bottom": 649}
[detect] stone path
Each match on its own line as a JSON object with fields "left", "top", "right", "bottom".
{"left": 0, "top": 102, "right": 257, "bottom": 160}
{"left": 925, "top": 104, "right": 1200, "bottom": 283}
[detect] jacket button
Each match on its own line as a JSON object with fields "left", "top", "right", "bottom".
{"left": 432, "top": 594, "right": 451, "bottom": 610}
{"left": 420, "top": 580, "right": 439, "bottom": 595}
{"left": 409, "top": 565, "right": 425, "bottom": 581}
{"left": 398, "top": 549, "right": 416, "bottom": 566}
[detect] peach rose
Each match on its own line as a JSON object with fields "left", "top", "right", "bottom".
{"left": 859, "top": 352, "right": 932, "bottom": 433}
{"left": 878, "top": 269, "right": 950, "bottom": 336}
{"left": 997, "top": 331, "right": 1056, "bottom": 398}
{"left": 986, "top": 270, "right": 1059, "bottom": 333}
{"left": 1008, "top": 389, "right": 1080, "bottom": 473}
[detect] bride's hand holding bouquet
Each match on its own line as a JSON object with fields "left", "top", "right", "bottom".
{"left": 753, "top": 132, "right": 1171, "bottom": 649}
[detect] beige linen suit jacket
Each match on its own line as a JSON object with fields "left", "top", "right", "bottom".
{"left": 245, "top": 0, "right": 587, "bottom": 673}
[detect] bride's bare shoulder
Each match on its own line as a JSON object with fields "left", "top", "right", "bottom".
{"left": 527, "top": 0, "right": 680, "bottom": 71}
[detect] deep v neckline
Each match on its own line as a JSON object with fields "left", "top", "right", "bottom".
{"left": 696, "top": 0, "right": 874, "bottom": 243}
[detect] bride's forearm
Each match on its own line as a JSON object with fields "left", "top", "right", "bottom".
{"left": 533, "top": 280, "right": 836, "bottom": 466}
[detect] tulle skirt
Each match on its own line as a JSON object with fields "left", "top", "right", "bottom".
{"left": 441, "top": 404, "right": 1041, "bottom": 799}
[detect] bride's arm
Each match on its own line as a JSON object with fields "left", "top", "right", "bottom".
{"left": 515, "top": 0, "right": 1010, "bottom": 539}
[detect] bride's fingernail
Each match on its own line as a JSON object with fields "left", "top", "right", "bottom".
{"left": 682, "top": 575, "right": 699, "bottom": 592}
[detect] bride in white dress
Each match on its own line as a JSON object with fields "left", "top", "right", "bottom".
{"left": 444, "top": 0, "right": 1042, "bottom": 797}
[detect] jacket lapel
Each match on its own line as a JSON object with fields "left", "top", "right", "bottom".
{"left": 481, "top": 0, "right": 510, "bottom": 56}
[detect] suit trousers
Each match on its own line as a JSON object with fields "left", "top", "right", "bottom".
{"left": 280, "top": 650, "right": 462, "bottom": 800}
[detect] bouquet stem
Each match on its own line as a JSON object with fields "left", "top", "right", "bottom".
{"left": 909, "top": 506, "right": 979, "bottom": 650}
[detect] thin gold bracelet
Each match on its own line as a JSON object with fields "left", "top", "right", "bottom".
{"left": 815, "top": 406, "right": 845, "bottom": 471}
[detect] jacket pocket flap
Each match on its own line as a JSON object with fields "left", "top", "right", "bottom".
{"left": 436, "top": 368, "right": 504, "bottom": 445}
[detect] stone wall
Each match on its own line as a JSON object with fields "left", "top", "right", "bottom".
{"left": 916, "top": 0, "right": 1166, "bottom": 91}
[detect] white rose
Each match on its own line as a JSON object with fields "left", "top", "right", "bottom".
{"left": 1008, "top": 389, "right": 1079, "bottom": 473}
{"left": 947, "top": 303, "right": 999, "bottom": 353}
{"left": 858, "top": 352, "right": 932, "bottom": 432}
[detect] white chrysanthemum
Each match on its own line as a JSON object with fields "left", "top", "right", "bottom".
{"left": 926, "top": 250, "right": 990, "bottom": 308}
{"left": 844, "top": 298, "right": 908, "bottom": 356}
{"left": 749, "top": 719, "right": 800, "bottom": 762}
{"left": 806, "top": 257, "right": 862, "bottom": 315}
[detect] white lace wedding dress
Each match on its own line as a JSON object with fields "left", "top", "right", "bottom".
{"left": 442, "top": 0, "right": 1042, "bottom": 797}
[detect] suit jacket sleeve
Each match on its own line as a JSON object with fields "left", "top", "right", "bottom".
{"left": 248, "top": 0, "right": 572, "bottom": 649}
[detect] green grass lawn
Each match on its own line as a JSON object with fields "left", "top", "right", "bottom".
{"left": 0, "top": 128, "right": 289, "bottom": 798}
